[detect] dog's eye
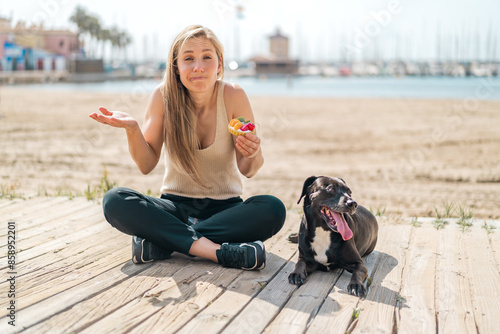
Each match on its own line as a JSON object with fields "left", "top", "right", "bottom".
{"left": 326, "top": 185, "right": 335, "bottom": 193}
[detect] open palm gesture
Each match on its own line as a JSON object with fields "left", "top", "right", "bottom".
{"left": 89, "top": 107, "right": 138, "bottom": 129}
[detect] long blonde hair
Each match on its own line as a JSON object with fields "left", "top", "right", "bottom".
{"left": 162, "top": 25, "right": 224, "bottom": 184}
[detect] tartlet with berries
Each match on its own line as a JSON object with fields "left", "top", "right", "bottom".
{"left": 228, "top": 117, "right": 256, "bottom": 136}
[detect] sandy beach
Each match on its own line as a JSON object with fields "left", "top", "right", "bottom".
{"left": 1, "top": 86, "right": 499, "bottom": 219}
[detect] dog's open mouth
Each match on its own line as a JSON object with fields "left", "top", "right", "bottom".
{"left": 321, "top": 207, "right": 353, "bottom": 241}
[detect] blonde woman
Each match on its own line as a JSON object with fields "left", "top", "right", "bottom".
{"left": 89, "top": 25, "right": 286, "bottom": 270}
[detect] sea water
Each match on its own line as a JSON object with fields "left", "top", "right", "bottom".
{"left": 9, "top": 76, "right": 500, "bottom": 100}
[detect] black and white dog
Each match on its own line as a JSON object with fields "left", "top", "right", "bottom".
{"left": 288, "top": 176, "right": 378, "bottom": 296}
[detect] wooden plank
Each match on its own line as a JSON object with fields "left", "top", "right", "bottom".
{"left": 128, "top": 210, "right": 301, "bottom": 334}
{"left": 0, "top": 198, "right": 22, "bottom": 209}
{"left": 0, "top": 207, "right": 102, "bottom": 259}
{"left": 436, "top": 219, "right": 476, "bottom": 334}
{"left": 6, "top": 199, "right": 498, "bottom": 334}
{"left": 0, "top": 217, "right": 109, "bottom": 270}
{"left": 464, "top": 219, "right": 500, "bottom": 333}
{"left": 176, "top": 210, "right": 300, "bottom": 334}
{"left": 0, "top": 198, "right": 96, "bottom": 245}
{"left": 305, "top": 217, "right": 397, "bottom": 333}
{"left": 0, "top": 197, "right": 76, "bottom": 221}
{"left": 306, "top": 229, "right": 389, "bottom": 334}
{"left": 208, "top": 210, "right": 303, "bottom": 334}
{"left": 9, "top": 197, "right": 94, "bottom": 226}
{"left": 126, "top": 267, "right": 243, "bottom": 333}
{"left": 350, "top": 221, "right": 412, "bottom": 334}
{"left": 0, "top": 197, "right": 70, "bottom": 234}
{"left": 0, "top": 199, "right": 104, "bottom": 268}
{"left": 0, "top": 197, "right": 60, "bottom": 216}
{"left": 264, "top": 211, "right": 380, "bottom": 334}
{"left": 17, "top": 248, "right": 132, "bottom": 309}
{"left": 44, "top": 210, "right": 298, "bottom": 334}
{"left": 18, "top": 230, "right": 128, "bottom": 279}
{"left": 176, "top": 252, "right": 295, "bottom": 334}
{"left": 77, "top": 260, "right": 235, "bottom": 334}
{"left": 485, "top": 219, "right": 500, "bottom": 274}
{"left": 305, "top": 278, "right": 358, "bottom": 334}
{"left": 0, "top": 233, "right": 130, "bottom": 309}
{"left": 0, "top": 216, "right": 118, "bottom": 281}
{"left": 397, "top": 221, "right": 438, "bottom": 333}
{"left": 221, "top": 256, "right": 300, "bottom": 334}
{"left": 21, "top": 257, "right": 190, "bottom": 334}
{"left": 0, "top": 198, "right": 39, "bottom": 212}
{"left": 5, "top": 202, "right": 101, "bottom": 241}
{"left": 223, "top": 218, "right": 404, "bottom": 334}
{"left": 0, "top": 260, "right": 154, "bottom": 333}
{"left": 263, "top": 269, "right": 342, "bottom": 334}
{"left": 0, "top": 224, "right": 130, "bottom": 318}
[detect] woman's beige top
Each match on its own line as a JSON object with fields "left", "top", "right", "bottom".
{"left": 160, "top": 80, "right": 243, "bottom": 199}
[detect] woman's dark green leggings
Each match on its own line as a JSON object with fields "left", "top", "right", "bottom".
{"left": 102, "top": 187, "right": 287, "bottom": 255}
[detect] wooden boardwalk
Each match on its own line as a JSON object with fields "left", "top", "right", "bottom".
{"left": 1, "top": 197, "right": 499, "bottom": 334}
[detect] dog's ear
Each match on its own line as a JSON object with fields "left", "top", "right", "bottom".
{"left": 298, "top": 176, "right": 318, "bottom": 204}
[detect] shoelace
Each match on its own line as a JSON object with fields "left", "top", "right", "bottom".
{"left": 222, "top": 246, "right": 246, "bottom": 268}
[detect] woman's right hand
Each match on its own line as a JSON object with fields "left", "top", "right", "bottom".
{"left": 89, "top": 107, "right": 139, "bottom": 130}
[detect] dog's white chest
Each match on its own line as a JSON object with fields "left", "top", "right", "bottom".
{"left": 311, "top": 227, "right": 332, "bottom": 266}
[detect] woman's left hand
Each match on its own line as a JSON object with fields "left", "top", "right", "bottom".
{"left": 236, "top": 133, "right": 261, "bottom": 159}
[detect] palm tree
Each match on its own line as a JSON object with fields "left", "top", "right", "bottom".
{"left": 69, "top": 6, "right": 89, "bottom": 53}
{"left": 99, "top": 28, "right": 111, "bottom": 60}
{"left": 108, "top": 27, "right": 132, "bottom": 62}
{"left": 87, "top": 16, "right": 101, "bottom": 58}
{"left": 70, "top": 6, "right": 132, "bottom": 61}
{"left": 108, "top": 26, "right": 121, "bottom": 61}
{"left": 70, "top": 6, "right": 105, "bottom": 58}
{"left": 118, "top": 31, "right": 132, "bottom": 62}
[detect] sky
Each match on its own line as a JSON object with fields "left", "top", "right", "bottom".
{"left": 1, "top": 0, "right": 499, "bottom": 63}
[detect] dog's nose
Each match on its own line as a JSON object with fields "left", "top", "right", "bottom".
{"left": 346, "top": 200, "right": 358, "bottom": 209}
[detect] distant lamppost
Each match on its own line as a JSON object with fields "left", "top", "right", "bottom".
{"left": 230, "top": 3, "right": 244, "bottom": 70}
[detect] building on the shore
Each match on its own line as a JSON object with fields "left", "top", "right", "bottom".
{"left": 249, "top": 28, "right": 299, "bottom": 76}
{"left": 0, "top": 17, "right": 79, "bottom": 71}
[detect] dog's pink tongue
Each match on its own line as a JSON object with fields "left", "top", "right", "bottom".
{"left": 332, "top": 212, "right": 353, "bottom": 241}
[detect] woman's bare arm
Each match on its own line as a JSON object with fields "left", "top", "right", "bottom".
{"left": 89, "top": 85, "right": 165, "bottom": 174}
{"left": 224, "top": 83, "right": 264, "bottom": 178}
